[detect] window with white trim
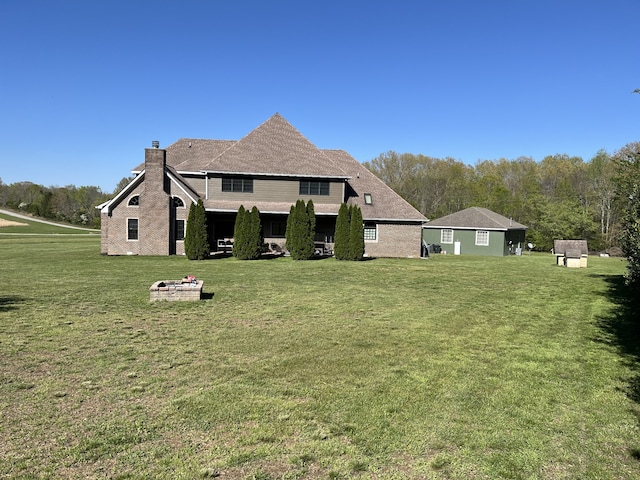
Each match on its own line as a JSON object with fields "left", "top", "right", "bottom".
{"left": 476, "top": 230, "right": 489, "bottom": 246}
{"left": 128, "top": 195, "right": 139, "bottom": 206}
{"left": 173, "top": 196, "right": 185, "bottom": 208}
{"left": 441, "top": 228, "right": 453, "bottom": 244}
{"left": 364, "top": 223, "right": 377, "bottom": 241}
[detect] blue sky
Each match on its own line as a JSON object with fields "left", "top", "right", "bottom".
{"left": 1, "top": 1, "right": 639, "bottom": 192}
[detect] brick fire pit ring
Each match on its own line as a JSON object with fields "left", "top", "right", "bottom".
{"left": 150, "top": 280, "right": 203, "bottom": 301}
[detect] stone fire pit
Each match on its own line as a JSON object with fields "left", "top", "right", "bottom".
{"left": 150, "top": 279, "right": 203, "bottom": 301}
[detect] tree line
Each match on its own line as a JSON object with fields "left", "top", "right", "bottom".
{"left": 364, "top": 149, "right": 625, "bottom": 252}
{"left": 0, "top": 177, "right": 132, "bottom": 229}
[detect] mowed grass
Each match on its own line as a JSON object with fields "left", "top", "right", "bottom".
{"left": 1, "top": 235, "right": 639, "bottom": 479}
{"left": 0, "top": 211, "right": 100, "bottom": 235}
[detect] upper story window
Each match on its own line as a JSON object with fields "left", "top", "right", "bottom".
{"left": 128, "top": 195, "right": 139, "bottom": 206}
{"left": 300, "top": 180, "right": 329, "bottom": 196}
{"left": 222, "top": 177, "right": 253, "bottom": 193}
{"left": 441, "top": 228, "right": 453, "bottom": 244}
{"left": 173, "top": 196, "right": 185, "bottom": 208}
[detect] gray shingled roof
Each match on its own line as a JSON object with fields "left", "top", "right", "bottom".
{"left": 129, "top": 113, "right": 427, "bottom": 222}
{"left": 201, "top": 199, "right": 341, "bottom": 215}
{"left": 323, "top": 150, "right": 427, "bottom": 222}
{"left": 203, "top": 113, "right": 349, "bottom": 178}
{"left": 133, "top": 139, "right": 235, "bottom": 173}
{"left": 424, "top": 207, "right": 527, "bottom": 230}
{"left": 169, "top": 139, "right": 235, "bottom": 172}
{"left": 553, "top": 239, "right": 588, "bottom": 255}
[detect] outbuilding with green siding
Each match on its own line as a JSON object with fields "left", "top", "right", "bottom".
{"left": 422, "top": 207, "right": 527, "bottom": 257}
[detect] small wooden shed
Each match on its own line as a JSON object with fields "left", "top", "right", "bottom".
{"left": 553, "top": 240, "right": 588, "bottom": 268}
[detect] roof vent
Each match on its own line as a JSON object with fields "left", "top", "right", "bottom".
{"left": 151, "top": 140, "right": 160, "bottom": 149}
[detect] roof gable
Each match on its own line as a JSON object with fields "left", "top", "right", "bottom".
{"left": 425, "top": 207, "right": 527, "bottom": 230}
{"left": 203, "top": 113, "right": 348, "bottom": 177}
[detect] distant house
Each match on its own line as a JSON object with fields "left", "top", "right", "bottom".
{"left": 98, "top": 113, "right": 427, "bottom": 258}
{"left": 422, "top": 207, "right": 528, "bottom": 256}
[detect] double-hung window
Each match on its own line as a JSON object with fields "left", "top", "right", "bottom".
{"left": 222, "top": 177, "right": 253, "bottom": 193}
{"left": 127, "top": 218, "right": 139, "bottom": 240}
{"left": 175, "top": 219, "right": 185, "bottom": 241}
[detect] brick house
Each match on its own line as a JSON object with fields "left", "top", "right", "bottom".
{"left": 98, "top": 114, "right": 427, "bottom": 257}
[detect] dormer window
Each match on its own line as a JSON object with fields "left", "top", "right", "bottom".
{"left": 364, "top": 193, "right": 373, "bottom": 205}
{"left": 128, "top": 195, "right": 139, "bottom": 206}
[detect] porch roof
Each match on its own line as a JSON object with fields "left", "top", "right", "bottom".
{"left": 202, "top": 199, "right": 341, "bottom": 216}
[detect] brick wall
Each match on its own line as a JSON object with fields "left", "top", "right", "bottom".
{"left": 364, "top": 223, "right": 422, "bottom": 258}
{"left": 101, "top": 186, "right": 144, "bottom": 255}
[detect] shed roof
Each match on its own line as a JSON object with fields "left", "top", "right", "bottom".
{"left": 554, "top": 239, "right": 588, "bottom": 255}
{"left": 424, "top": 207, "right": 527, "bottom": 231}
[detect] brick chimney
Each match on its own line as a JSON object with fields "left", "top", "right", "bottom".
{"left": 144, "top": 144, "right": 167, "bottom": 191}
{"left": 140, "top": 143, "right": 170, "bottom": 255}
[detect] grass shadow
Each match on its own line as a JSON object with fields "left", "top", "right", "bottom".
{"left": 0, "top": 295, "right": 24, "bottom": 312}
{"left": 594, "top": 274, "right": 640, "bottom": 459}
{"left": 595, "top": 274, "right": 640, "bottom": 363}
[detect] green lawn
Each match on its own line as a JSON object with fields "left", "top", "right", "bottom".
{"left": 0, "top": 211, "right": 100, "bottom": 235}
{"left": 1, "top": 235, "right": 638, "bottom": 479}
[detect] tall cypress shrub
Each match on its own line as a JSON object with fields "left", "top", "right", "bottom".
{"left": 248, "top": 206, "right": 263, "bottom": 259}
{"left": 348, "top": 205, "right": 365, "bottom": 261}
{"left": 185, "top": 199, "right": 209, "bottom": 260}
{"left": 334, "top": 202, "right": 351, "bottom": 260}
{"left": 302, "top": 199, "right": 316, "bottom": 258}
{"left": 285, "top": 203, "right": 296, "bottom": 253}
{"left": 286, "top": 199, "right": 315, "bottom": 260}
{"left": 195, "top": 199, "right": 209, "bottom": 259}
{"left": 233, "top": 205, "right": 263, "bottom": 260}
{"left": 233, "top": 205, "right": 249, "bottom": 259}
{"left": 184, "top": 201, "right": 196, "bottom": 259}
{"left": 286, "top": 200, "right": 304, "bottom": 259}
